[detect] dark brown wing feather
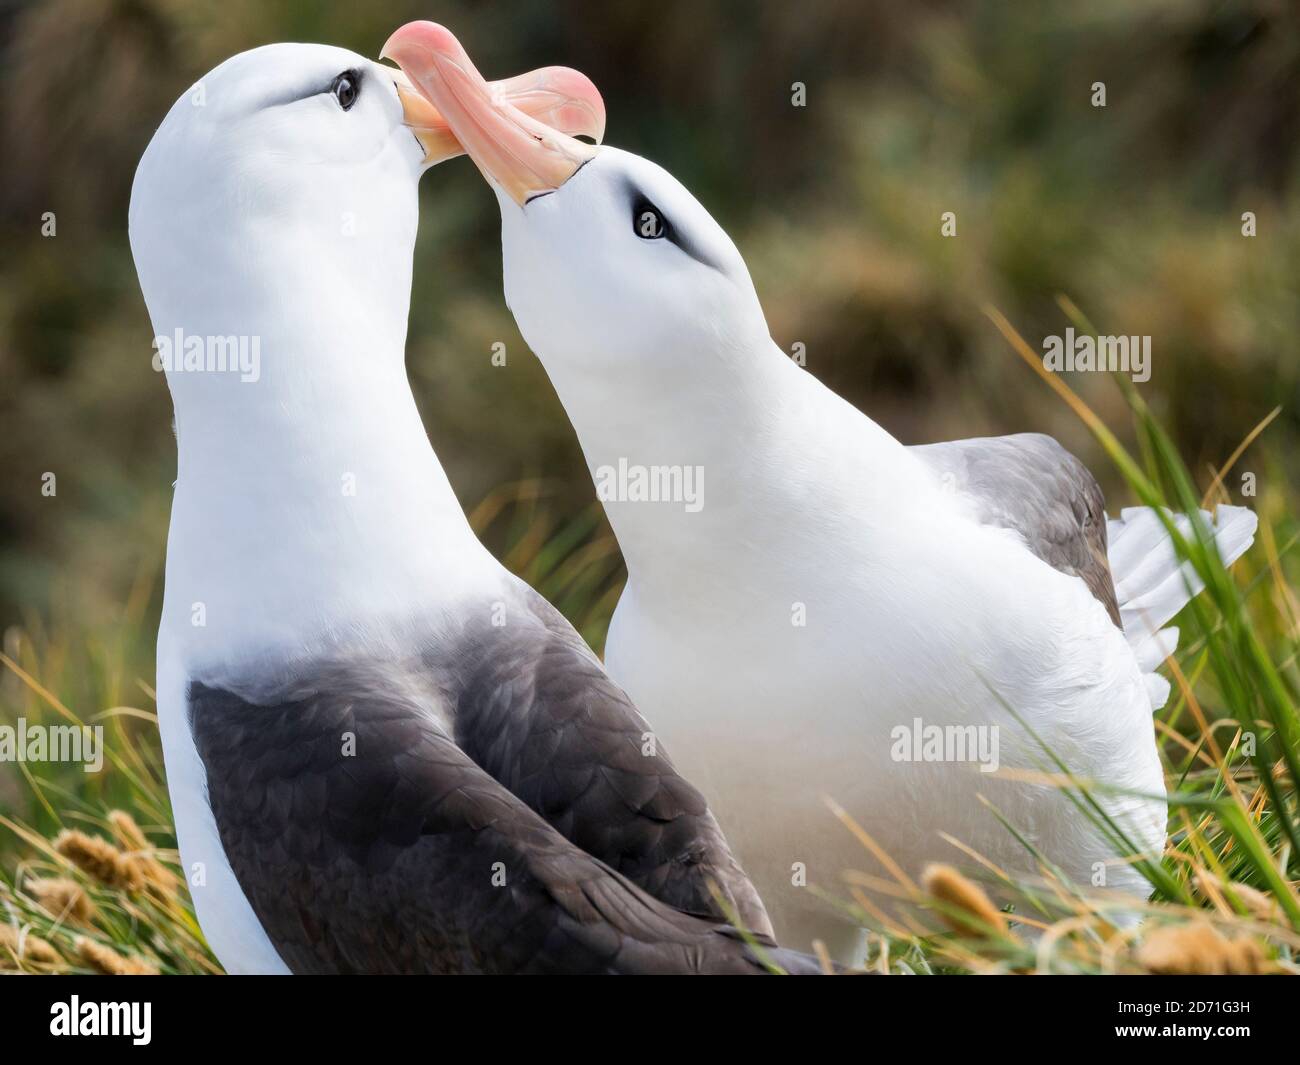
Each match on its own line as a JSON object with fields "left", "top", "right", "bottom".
{"left": 187, "top": 588, "right": 793, "bottom": 973}
{"left": 189, "top": 669, "right": 803, "bottom": 974}
{"left": 447, "top": 584, "right": 773, "bottom": 938}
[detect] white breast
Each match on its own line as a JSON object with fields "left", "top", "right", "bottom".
{"left": 604, "top": 508, "right": 1166, "bottom": 952}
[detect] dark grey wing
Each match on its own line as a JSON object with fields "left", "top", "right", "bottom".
{"left": 189, "top": 670, "right": 808, "bottom": 974}
{"left": 445, "top": 584, "right": 774, "bottom": 939}
{"left": 911, "top": 432, "right": 1120, "bottom": 625}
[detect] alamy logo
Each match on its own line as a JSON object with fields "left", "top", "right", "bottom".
{"left": 151, "top": 328, "right": 261, "bottom": 382}
{"left": 1042, "top": 328, "right": 1151, "bottom": 382}
{"left": 890, "top": 717, "right": 1000, "bottom": 773}
{"left": 50, "top": 997, "right": 151, "bottom": 1045}
{"left": 0, "top": 717, "right": 103, "bottom": 773}
{"left": 594, "top": 458, "right": 705, "bottom": 513}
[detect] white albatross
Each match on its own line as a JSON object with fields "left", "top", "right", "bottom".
{"left": 386, "top": 21, "right": 1259, "bottom": 958}
{"left": 129, "top": 41, "right": 817, "bottom": 974}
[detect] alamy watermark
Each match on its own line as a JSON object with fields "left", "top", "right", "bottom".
{"left": 0, "top": 718, "right": 103, "bottom": 773}
{"left": 151, "top": 328, "right": 261, "bottom": 382}
{"left": 1043, "top": 328, "right": 1150, "bottom": 383}
{"left": 890, "top": 717, "right": 999, "bottom": 773}
{"left": 50, "top": 997, "right": 151, "bottom": 1045}
{"left": 594, "top": 458, "right": 705, "bottom": 513}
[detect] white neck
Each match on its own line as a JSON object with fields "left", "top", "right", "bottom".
{"left": 539, "top": 335, "right": 913, "bottom": 615}
{"left": 157, "top": 282, "right": 493, "bottom": 668}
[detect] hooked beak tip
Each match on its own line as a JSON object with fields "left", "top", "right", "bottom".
{"left": 384, "top": 20, "right": 603, "bottom": 207}
{"left": 382, "top": 20, "right": 600, "bottom": 206}
{"left": 381, "top": 21, "right": 463, "bottom": 71}
{"left": 379, "top": 21, "right": 603, "bottom": 176}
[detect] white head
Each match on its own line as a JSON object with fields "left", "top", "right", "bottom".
{"left": 497, "top": 148, "right": 770, "bottom": 382}
{"left": 130, "top": 41, "right": 604, "bottom": 659}
{"left": 384, "top": 22, "right": 772, "bottom": 398}
{"left": 130, "top": 45, "right": 429, "bottom": 416}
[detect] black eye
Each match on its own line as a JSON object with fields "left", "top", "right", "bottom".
{"left": 331, "top": 71, "right": 360, "bottom": 111}
{"left": 632, "top": 195, "right": 668, "bottom": 240}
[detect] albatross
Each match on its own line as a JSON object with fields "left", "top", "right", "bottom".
{"left": 130, "top": 41, "right": 814, "bottom": 974}
{"left": 386, "top": 21, "right": 1259, "bottom": 958}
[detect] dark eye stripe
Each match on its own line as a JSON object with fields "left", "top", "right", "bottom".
{"left": 623, "top": 178, "right": 723, "bottom": 271}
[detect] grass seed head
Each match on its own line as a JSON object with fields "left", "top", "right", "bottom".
{"left": 921, "top": 863, "right": 1010, "bottom": 938}
{"left": 54, "top": 828, "right": 145, "bottom": 891}
{"left": 107, "top": 810, "right": 171, "bottom": 888}
{"left": 76, "top": 936, "right": 159, "bottom": 976}
{"left": 27, "top": 876, "right": 96, "bottom": 924}
{"left": 107, "top": 810, "right": 150, "bottom": 852}
{"left": 1136, "top": 921, "right": 1275, "bottom": 975}
{"left": 0, "top": 923, "right": 63, "bottom": 971}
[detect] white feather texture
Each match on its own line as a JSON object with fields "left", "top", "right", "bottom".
{"left": 1108, "top": 505, "right": 1259, "bottom": 708}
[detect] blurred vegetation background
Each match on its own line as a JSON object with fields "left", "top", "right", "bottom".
{"left": 1, "top": 0, "right": 1297, "bottom": 724}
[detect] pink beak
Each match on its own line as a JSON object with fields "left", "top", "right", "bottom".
{"left": 382, "top": 21, "right": 602, "bottom": 202}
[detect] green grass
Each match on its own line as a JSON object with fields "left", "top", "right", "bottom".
{"left": 2, "top": 311, "right": 1297, "bottom": 973}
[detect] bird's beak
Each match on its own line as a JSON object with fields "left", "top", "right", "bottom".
{"left": 382, "top": 22, "right": 602, "bottom": 201}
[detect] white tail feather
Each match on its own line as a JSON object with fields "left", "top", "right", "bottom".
{"left": 1106, "top": 504, "right": 1257, "bottom": 710}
